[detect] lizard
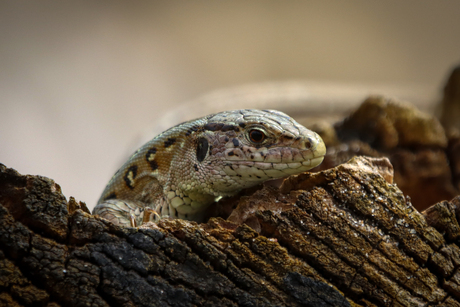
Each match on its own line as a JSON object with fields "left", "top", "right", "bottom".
{"left": 93, "top": 109, "right": 326, "bottom": 227}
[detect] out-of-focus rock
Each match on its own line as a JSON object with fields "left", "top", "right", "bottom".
{"left": 390, "top": 148, "right": 458, "bottom": 210}
{"left": 448, "top": 135, "right": 460, "bottom": 191}
{"left": 440, "top": 65, "right": 460, "bottom": 136}
{"left": 337, "top": 96, "right": 447, "bottom": 150}
{"left": 316, "top": 96, "right": 458, "bottom": 211}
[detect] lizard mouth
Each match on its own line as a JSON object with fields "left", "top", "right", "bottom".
{"left": 229, "top": 155, "right": 324, "bottom": 172}
{"left": 221, "top": 155, "right": 326, "bottom": 182}
{"left": 223, "top": 136, "right": 326, "bottom": 169}
{"left": 222, "top": 130, "right": 326, "bottom": 165}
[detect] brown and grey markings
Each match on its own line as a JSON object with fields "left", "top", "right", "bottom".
{"left": 147, "top": 147, "right": 157, "bottom": 155}
{"left": 185, "top": 125, "right": 201, "bottom": 137}
{"left": 148, "top": 160, "right": 158, "bottom": 171}
{"left": 146, "top": 148, "right": 159, "bottom": 171}
{"left": 222, "top": 124, "right": 239, "bottom": 132}
{"left": 103, "top": 192, "right": 117, "bottom": 201}
{"left": 164, "top": 138, "right": 176, "bottom": 148}
{"left": 124, "top": 165, "right": 138, "bottom": 189}
{"left": 204, "top": 122, "right": 239, "bottom": 132}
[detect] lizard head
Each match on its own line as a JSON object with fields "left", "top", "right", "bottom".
{"left": 192, "top": 109, "right": 326, "bottom": 195}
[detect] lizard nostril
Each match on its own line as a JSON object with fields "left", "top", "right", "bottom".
{"left": 304, "top": 138, "right": 313, "bottom": 150}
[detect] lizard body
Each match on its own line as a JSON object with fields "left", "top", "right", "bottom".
{"left": 93, "top": 109, "right": 326, "bottom": 226}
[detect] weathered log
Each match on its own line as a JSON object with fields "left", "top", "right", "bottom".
{"left": 1, "top": 155, "right": 460, "bottom": 306}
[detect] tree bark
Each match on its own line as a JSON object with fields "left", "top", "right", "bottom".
{"left": 1, "top": 155, "right": 460, "bottom": 307}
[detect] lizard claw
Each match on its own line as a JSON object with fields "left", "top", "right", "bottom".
{"left": 129, "top": 213, "right": 138, "bottom": 227}
{"left": 142, "top": 207, "right": 161, "bottom": 224}
{"left": 128, "top": 207, "right": 162, "bottom": 227}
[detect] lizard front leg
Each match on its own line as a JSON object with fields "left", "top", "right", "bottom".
{"left": 94, "top": 197, "right": 167, "bottom": 227}
{"left": 93, "top": 199, "right": 151, "bottom": 227}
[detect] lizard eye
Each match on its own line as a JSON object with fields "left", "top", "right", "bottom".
{"left": 248, "top": 129, "right": 266, "bottom": 143}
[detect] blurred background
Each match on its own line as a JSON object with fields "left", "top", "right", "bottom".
{"left": 1, "top": 1, "right": 459, "bottom": 210}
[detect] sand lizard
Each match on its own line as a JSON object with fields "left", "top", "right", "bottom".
{"left": 93, "top": 109, "right": 326, "bottom": 227}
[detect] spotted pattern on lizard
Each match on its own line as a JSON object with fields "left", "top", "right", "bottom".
{"left": 93, "top": 109, "right": 326, "bottom": 227}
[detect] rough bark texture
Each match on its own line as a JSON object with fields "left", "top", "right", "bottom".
{"left": 1, "top": 155, "right": 460, "bottom": 307}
